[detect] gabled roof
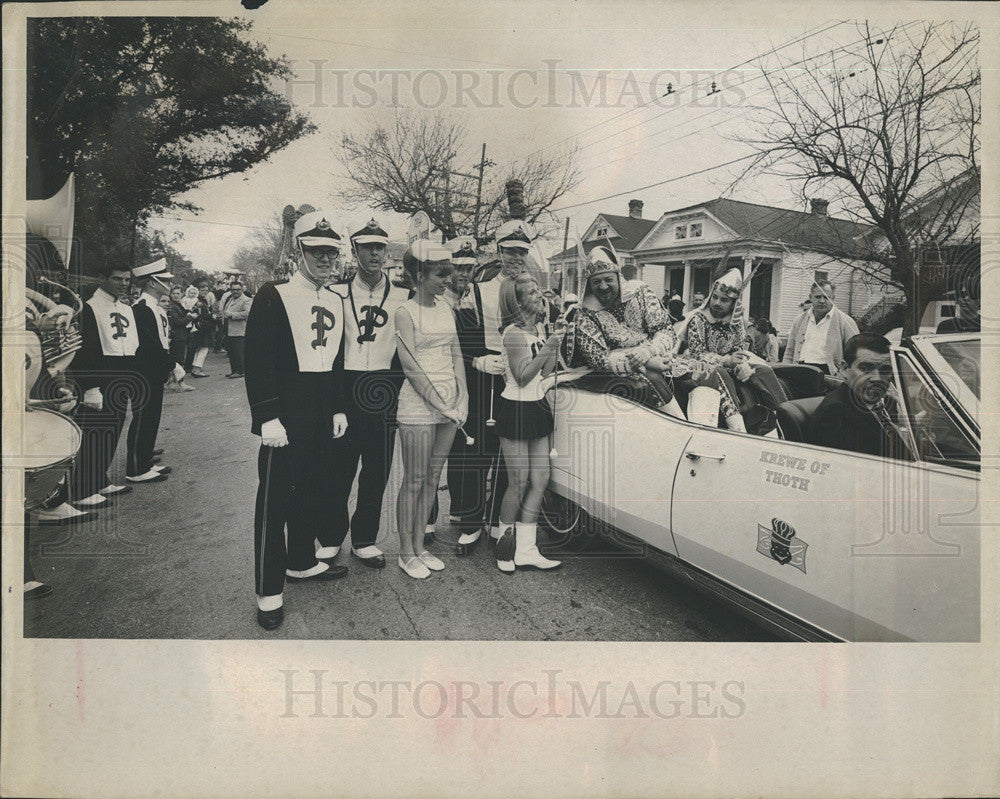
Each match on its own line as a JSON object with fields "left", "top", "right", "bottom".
{"left": 643, "top": 198, "right": 875, "bottom": 258}
{"left": 551, "top": 213, "right": 656, "bottom": 261}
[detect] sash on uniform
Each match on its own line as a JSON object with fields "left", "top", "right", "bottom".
{"left": 140, "top": 292, "right": 171, "bottom": 350}
{"left": 274, "top": 273, "right": 345, "bottom": 372}
{"left": 87, "top": 288, "right": 139, "bottom": 356}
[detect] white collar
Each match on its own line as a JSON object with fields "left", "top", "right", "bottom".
{"left": 93, "top": 288, "right": 122, "bottom": 304}
{"left": 353, "top": 271, "right": 386, "bottom": 294}
{"left": 290, "top": 270, "right": 325, "bottom": 291}
{"left": 809, "top": 310, "right": 833, "bottom": 325}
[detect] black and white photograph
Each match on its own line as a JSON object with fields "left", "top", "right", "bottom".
{"left": 3, "top": 0, "right": 998, "bottom": 796}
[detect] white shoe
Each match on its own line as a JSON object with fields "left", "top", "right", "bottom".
{"left": 425, "top": 523, "right": 436, "bottom": 534}
{"left": 398, "top": 556, "right": 431, "bottom": 579}
{"left": 33, "top": 502, "right": 90, "bottom": 522}
{"left": 126, "top": 469, "right": 167, "bottom": 483}
{"left": 418, "top": 551, "right": 445, "bottom": 571}
{"left": 353, "top": 545, "right": 383, "bottom": 559}
{"left": 513, "top": 523, "right": 562, "bottom": 570}
{"left": 100, "top": 484, "right": 131, "bottom": 496}
{"left": 456, "top": 528, "right": 481, "bottom": 546}
{"left": 315, "top": 544, "right": 340, "bottom": 559}
{"left": 73, "top": 493, "right": 108, "bottom": 508}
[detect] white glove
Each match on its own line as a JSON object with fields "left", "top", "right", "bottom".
{"left": 332, "top": 413, "right": 348, "bottom": 439}
{"left": 261, "top": 418, "right": 289, "bottom": 447}
{"left": 473, "top": 354, "right": 506, "bottom": 375}
{"left": 172, "top": 364, "right": 186, "bottom": 381}
{"left": 55, "top": 386, "right": 77, "bottom": 413}
{"left": 82, "top": 387, "right": 103, "bottom": 410}
{"left": 41, "top": 305, "right": 75, "bottom": 331}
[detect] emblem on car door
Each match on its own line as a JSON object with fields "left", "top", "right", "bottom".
{"left": 757, "top": 518, "right": 808, "bottom": 573}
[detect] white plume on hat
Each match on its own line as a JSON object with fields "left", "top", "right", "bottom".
{"left": 408, "top": 239, "right": 452, "bottom": 263}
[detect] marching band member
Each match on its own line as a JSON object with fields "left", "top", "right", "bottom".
{"left": 328, "top": 218, "right": 409, "bottom": 569}
{"left": 493, "top": 274, "right": 563, "bottom": 572}
{"left": 67, "top": 263, "right": 149, "bottom": 507}
{"left": 475, "top": 220, "right": 534, "bottom": 549}
{"left": 440, "top": 236, "right": 495, "bottom": 554}
{"left": 244, "top": 210, "right": 350, "bottom": 631}
{"left": 126, "top": 259, "right": 178, "bottom": 482}
{"left": 394, "top": 241, "right": 467, "bottom": 579}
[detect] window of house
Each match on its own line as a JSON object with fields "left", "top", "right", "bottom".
{"left": 674, "top": 225, "right": 687, "bottom": 240}
{"left": 595, "top": 226, "right": 609, "bottom": 238}
{"left": 689, "top": 222, "right": 703, "bottom": 238}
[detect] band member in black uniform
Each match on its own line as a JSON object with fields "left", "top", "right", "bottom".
{"left": 68, "top": 263, "right": 162, "bottom": 508}
{"left": 439, "top": 236, "right": 496, "bottom": 553}
{"left": 328, "top": 219, "right": 409, "bottom": 569}
{"left": 244, "top": 210, "right": 350, "bottom": 631}
{"left": 476, "top": 220, "right": 533, "bottom": 548}
{"left": 125, "top": 259, "right": 176, "bottom": 483}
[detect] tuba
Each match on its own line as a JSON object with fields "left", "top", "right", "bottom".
{"left": 25, "top": 173, "right": 83, "bottom": 374}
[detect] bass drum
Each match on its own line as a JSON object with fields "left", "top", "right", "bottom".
{"left": 21, "top": 407, "right": 82, "bottom": 510}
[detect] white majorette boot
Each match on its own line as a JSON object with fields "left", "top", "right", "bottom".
{"left": 725, "top": 413, "right": 747, "bottom": 432}
{"left": 658, "top": 395, "right": 686, "bottom": 420}
{"left": 512, "top": 523, "right": 561, "bottom": 571}
{"left": 495, "top": 526, "right": 516, "bottom": 573}
{"left": 686, "top": 386, "right": 721, "bottom": 428}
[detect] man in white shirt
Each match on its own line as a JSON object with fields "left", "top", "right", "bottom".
{"left": 328, "top": 219, "right": 410, "bottom": 569}
{"left": 782, "top": 281, "right": 859, "bottom": 375}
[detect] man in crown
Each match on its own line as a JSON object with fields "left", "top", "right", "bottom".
{"left": 327, "top": 218, "right": 410, "bottom": 569}
{"left": 244, "top": 211, "right": 351, "bottom": 631}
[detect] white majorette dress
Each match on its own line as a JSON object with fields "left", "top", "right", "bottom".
{"left": 495, "top": 322, "right": 554, "bottom": 441}
{"left": 396, "top": 298, "right": 460, "bottom": 426}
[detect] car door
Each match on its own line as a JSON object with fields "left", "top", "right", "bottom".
{"left": 669, "top": 422, "right": 982, "bottom": 642}
{"left": 549, "top": 386, "right": 685, "bottom": 558}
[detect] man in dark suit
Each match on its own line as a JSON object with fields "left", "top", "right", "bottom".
{"left": 808, "top": 333, "right": 908, "bottom": 459}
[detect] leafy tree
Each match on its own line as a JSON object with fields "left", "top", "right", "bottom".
{"left": 27, "top": 17, "right": 315, "bottom": 273}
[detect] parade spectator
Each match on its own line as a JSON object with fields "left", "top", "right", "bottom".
{"left": 185, "top": 283, "right": 215, "bottom": 377}
{"left": 221, "top": 279, "right": 252, "bottom": 378}
{"left": 213, "top": 277, "right": 231, "bottom": 350}
{"left": 181, "top": 285, "right": 199, "bottom": 310}
{"left": 782, "top": 281, "right": 858, "bottom": 375}
{"left": 166, "top": 287, "right": 196, "bottom": 391}
{"left": 667, "top": 294, "right": 685, "bottom": 325}
{"left": 493, "top": 274, "right": 563, "bottom": 573}
{"left": 394, "top": 240, "right": 467, "bottom": 579}
{"left": 937, "top": 274, "right": 980, "bottom": 333}
{"left": 751, "top": 318, "right": 780, "bottom": 362}
{"left": 808, "top": 333, "right": 907, "bottom": 458}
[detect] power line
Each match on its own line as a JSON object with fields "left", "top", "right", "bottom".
{"left": 524, "top": 20, "right": 850, "bottom": 158}
{"left": 549, "top": 154, "right": 758, "bottom": 213}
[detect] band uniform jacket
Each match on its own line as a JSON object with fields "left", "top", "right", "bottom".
{"left": 132, "top": 295, "right": 173, "bottom": 382}
{"left": 69, "top": 288, "right": 140, "bottom": 392}
{"left": 244, "top": 276, "right": 347, "bottom": 441}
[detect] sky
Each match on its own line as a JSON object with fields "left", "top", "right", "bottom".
{"left": 144, "top": 2, "right": 920, "bottom": 273}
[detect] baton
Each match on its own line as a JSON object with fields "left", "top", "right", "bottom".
{"left": 395, "top": 332, "right": 474, "bottom": 446}
{"left": 486, "top": 374, "right": 496, "bottom": 427}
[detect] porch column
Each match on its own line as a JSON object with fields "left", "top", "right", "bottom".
{"left": 681, "top": 260, "right": 692, "bottom": 305}
{"left": 741, "top": 255, "right": 754, "bottom": 320}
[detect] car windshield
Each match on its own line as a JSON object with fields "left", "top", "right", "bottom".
{"left": 895, "top": 353, "right": 979, "bottom": 470}
{"left": 931, "top": 338, "right": 980, "bottom": 399}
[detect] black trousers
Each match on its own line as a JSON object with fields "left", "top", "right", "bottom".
{"left": 329, "top": 371, "right": 400, "bottom": 549}
{"left": 125, "top": 369, "right": 164, "bottom": 477}
{"left": 70, "top": 384, "right": 136, "bottom": 501}
{"left": 745, "top": 364, "right": 792, "bottom": 410}
{"left": 446, "top": 367, "right": 506, "bottom": 527}
{"left": 226, "top": 335, "right": 245, "bottom": 374}
{"left": 254, "top": 438, "right": 337, "bottom": 597}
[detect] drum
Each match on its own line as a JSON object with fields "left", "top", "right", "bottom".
{"left": 21, "top": 407, "right": 82, "bottom": 510}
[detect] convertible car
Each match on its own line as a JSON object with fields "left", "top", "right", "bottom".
{"left": 541, "top": 333, "right": 988, "bottom": 642}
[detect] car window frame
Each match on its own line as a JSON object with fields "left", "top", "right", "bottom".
{"left": 891, "top": 347, "right": 980, "bottom": 472}
{"left": 907, "top": 334, "right": 980, "bottom": 436}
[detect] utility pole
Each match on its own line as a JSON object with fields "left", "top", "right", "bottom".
{"left": 473, "top": 143, "right": 487, "bottom": 241}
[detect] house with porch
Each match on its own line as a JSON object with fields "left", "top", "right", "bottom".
{"left": 631, "top": 197, "right": 884, "bottom": 334}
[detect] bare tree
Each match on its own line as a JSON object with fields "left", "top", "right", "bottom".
{"left": 334, "top": 110, "right": 581, "bottom": 242}
{"left": 229, "top": 210, "right": 288, "bottom": 290}
{"left": 736, "top": 21, "right": 980, "bottom": 334}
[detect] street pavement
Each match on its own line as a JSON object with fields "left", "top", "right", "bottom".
{"left": 25, "top": 351, "right": 777, "bottom": 641}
